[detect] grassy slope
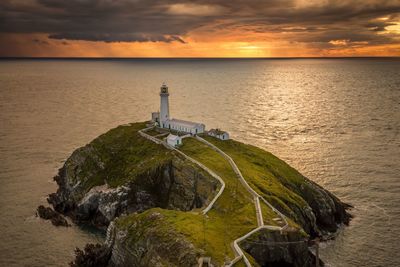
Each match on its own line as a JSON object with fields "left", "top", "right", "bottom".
{"left": 178, "top": 137, "right": 259, "bottom": 264}
{"left": 69, "top": 122, "right": 173, "bottom": 190}
{"left": 202, "top": 136, "right": 309, "bottom": 215}
{"left": 74, "top": 123, "right": 312, "bottom": 265}
{"left": 114, "top": 136, "right": 264, "bottom": 265}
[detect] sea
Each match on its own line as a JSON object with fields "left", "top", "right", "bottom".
{"left": 0, "top": 58, "right": 399, "bottom": 267}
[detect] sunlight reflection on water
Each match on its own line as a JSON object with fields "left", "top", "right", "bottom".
{"left": 0, "top": 59, "right": 399, "bottom": 266}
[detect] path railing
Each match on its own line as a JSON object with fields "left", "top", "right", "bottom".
{"left": 139, "top": 128, "right": 296, "bottom": 267}
{"left": 195, "top": 136, "right": 290, "bottom": 267}
{"left": 139, "top": 127, "right": 225, "bottom": 215}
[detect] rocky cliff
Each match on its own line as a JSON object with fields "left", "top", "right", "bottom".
{"left": 241, "top": 228, "right": 317, "bottom": 267}
{"left": 47, "top": 122, "right": 218, "bottom": 228}
{"left": 105, "top": 210, "right": 202, "bottom": 267}
{"left": 43, "top": 122, "right": 351, "bottom": 266}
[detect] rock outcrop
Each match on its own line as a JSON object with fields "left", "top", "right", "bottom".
{"left": 36, "top": 205, "right": 69, "bottom": 227}
{"left": 241, "top": 228, "right": 321, "bottom": 267}
{"left": 69, "top": 243, "right": 111, "bottom": 267}
{"left": 267, "top": 176, "right": 352, "bottom": 237}
{"left": 48, "top": 157, "right": 218, "bottom": 228}
{"left": 105, "top": 212, "right": 202, "bottom": 267}
{"left": 46, "top": 122, "right": 218, "bottom": 228}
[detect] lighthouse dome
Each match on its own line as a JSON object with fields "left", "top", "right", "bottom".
{"left": 160, "top": 83, "right": 168, "bottom": 94}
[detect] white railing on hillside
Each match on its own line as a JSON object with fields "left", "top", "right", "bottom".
{"left": 139, "top": 127, "right": 298, "bottom": 267}
{"left": 139, "top": 127, "right": 225, "bottom": 215}
{"left": 196, "top": 136, "right": 291, "bottom": 267}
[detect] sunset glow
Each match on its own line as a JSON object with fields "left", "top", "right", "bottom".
{"left": 1, "top": 0, "right": 400, "bottom": 57}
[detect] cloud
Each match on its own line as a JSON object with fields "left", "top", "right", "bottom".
{"left": 167, "top": 3, "right": 226, "bottom": 16}
{"left": 0, "top": 0, "right": 197, "bottom": 43}
{"left": 0, "top": 0, "right": 399, "bottom": 52}
{"left": 48, "top": 33, "right": 186, "bottom": 43}
{"left": 33, "top": 38, "right": 49, "bottom": 45}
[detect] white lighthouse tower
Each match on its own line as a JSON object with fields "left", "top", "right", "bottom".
{"left": 150, "top": 83, "right": 206, "bottom": 135}
{"left": 159, "top": 83, "right": 170, "bottom": 128}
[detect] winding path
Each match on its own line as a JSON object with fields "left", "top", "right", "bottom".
{"left": 139, "top": 126, "right": 293, "bottom": 267}
{"left": 139, "top": 126, "right": 225, "bottom": 215}
{"left": 195, "top": 136, "right": 289, "bottom": 267}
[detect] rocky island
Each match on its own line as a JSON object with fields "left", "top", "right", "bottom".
{"left": 40, "top": 121, "right": 351, "bottom": 267}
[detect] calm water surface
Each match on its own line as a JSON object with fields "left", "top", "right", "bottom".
{"left": 0, "top": 59, "right": 399, "bottom": 266}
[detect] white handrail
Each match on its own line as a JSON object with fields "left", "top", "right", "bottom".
{"left": 139, "top": 128, "right": 296, "bottom": 267}
{"left": 139, "top": 127, "right": 225, "bottom": 215}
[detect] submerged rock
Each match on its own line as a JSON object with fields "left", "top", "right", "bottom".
{"left": 36, "top": 205, "right": 69, "bottom": 227}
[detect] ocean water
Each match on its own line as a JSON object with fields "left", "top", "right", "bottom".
{"left": 0, "top": 58, "right": 399, "bottom": 267}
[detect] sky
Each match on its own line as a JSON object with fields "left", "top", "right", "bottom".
{"left": 1, "top": 0, "right": 400, "bottom": 57}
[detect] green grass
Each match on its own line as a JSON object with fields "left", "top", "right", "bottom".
{"left": 201, "top": 136, "right": 309, "bottom": 212}
{"left": 143, "top": 128, "right": 164, "bottom": 136}
{"left": 66, "top": 122, "right": 174, "bottom": 191}
{"left": 104, "top": 136, "right": 260, "bottom": 264}
{"left": 114, "top": 135, "right": 308, "bottom": 265}
{"left": 177, "top": 137, "right": 258, "bottom": 264}
{"left": 260, "top": 201, "right": 281, "bottom": 226}
{"left": 74, "top": 123, "right": 314, "bottom": 265}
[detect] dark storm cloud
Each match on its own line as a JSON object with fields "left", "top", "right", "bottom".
{"left": 48, "top": 33, "right": 186, "bottom": 43}
{"left": 33, "top": 38, "right": 49, "bottom": 45}
{"left": 0, "top": 0, "right": 399, "bottom": 45}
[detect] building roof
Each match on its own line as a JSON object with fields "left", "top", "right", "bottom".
{"left": 167, "top": 134, "right": 181, "bottom": 141}
{"left": 168, "top": 118, "right": 205, "bottom": 128}
{"left": 209, "top": 128, "right": 227, "bottom": 135}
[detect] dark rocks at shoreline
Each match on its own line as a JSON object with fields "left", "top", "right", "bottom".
{"left": 241, "top": 228, "right": 325, "bottom": 267}
{"left": 69, "top": 243, "right": 111, "bottom": 267}
{"left": 36, "top": 205, "right": 70, "bottom": 227}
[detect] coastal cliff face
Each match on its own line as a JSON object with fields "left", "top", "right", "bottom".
{"left": 105, "top": 211, "right": 202, "bottom": 267}
{"left": 279, "top": 176, "right": 351, "bottom": 235}
{"left": 48, "top": 122, "right": 218, "bottom": 228}
{"left": 49, "top": 158, "right": 217, "bottom": 227}
{"left": 241, "top": 228, "right": 316, "bottom": 267}
{"left": 261, "top": 174, "right": 351, "bottom": 237}
{"left": 201, "top": 136, "right": 351, "bottom": 238}
{"left": 44, "top": 122, "right": 351, "bottom": 266}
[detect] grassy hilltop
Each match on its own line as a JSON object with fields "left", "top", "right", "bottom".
{"left": 114, "top": 131, "right": 310, "bottom": 265}
{"left": 50, "top": 122, "right": 350, "bottom": 266}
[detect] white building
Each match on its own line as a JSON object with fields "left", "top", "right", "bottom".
{"left": 167, "top": 134, "right": 182, "bottom": 147}
{"left": 151, "top": 83, "right": 205, "bottom": 135}
{"left": 166, "top": 119, "right": 205, "bottom": 135}
{"left": 208, "top": 128, "right": 229, "bottom": 140}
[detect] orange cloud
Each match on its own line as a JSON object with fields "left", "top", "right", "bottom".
{"left": 1, "top": 0, "right": 400, "bottom": 57}
{"left": 1, "top": 32, "right": 400, "bottom": 58}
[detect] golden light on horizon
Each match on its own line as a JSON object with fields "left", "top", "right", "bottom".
{"left": 1, "top": 0, "right": 400, "bottom": 57}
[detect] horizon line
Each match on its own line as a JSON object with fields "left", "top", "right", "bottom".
{"left": 1, "top": 56, "right": 400, "bottom": 60}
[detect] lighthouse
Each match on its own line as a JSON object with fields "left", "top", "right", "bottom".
{"left": 150, "top": 83, "right": 206, "bottom": 134}
{"left": 159, "top": 83, "right": 170, "bottom": 128}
